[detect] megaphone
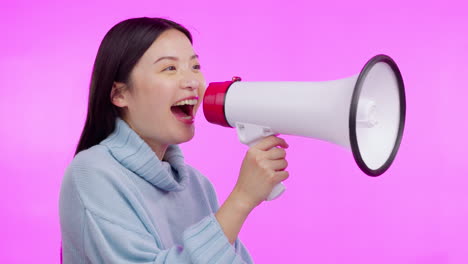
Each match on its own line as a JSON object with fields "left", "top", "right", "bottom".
{"left": 203, "top": 54, "right": 406, "bottom": 201}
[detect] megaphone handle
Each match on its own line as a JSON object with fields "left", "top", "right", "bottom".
{"left": 266, "top": 182, "right": 286, "bottom": 201}
{"left": 236, "top": 122, "right": 286, "bottom": 201}
{"left": 248, "top": 139, "right": 286, "bottom": 201}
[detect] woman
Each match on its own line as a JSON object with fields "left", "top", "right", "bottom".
{"left": 59, "top": 17, "right": 289, "bottom": 263}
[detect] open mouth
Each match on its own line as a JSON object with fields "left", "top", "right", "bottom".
{"left": 171, "top": 98, "right": 198, "bottom": 122}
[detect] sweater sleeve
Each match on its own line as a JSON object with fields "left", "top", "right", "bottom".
{"left": 191, "top": 167, "right": 254, "bottom": 264}
{"left": 83, "top": 209, "right": 248, "bottom": 264}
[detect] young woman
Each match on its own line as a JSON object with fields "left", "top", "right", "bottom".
{"left": 59, "top": 17, "right": 289, "bottom": 263}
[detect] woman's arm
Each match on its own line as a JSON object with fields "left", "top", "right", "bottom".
{"left": 215, "top": 136, "right": 290, "bottom": 244}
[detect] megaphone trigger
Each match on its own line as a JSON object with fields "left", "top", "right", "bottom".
{"left": 235, "top": 122, "right": 276, "bottom": 146}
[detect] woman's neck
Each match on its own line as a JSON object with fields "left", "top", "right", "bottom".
{"left": 122, "top": 117, "right": 168, "bottom": 160}
{"left": 146, "top": 140, "right": 168, "bottom": 160}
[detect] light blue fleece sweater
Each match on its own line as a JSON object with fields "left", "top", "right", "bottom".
{"left": 59, "top": 118, "right": 253, "bottom": 263}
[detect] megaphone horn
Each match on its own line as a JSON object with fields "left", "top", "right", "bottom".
{"left": 203, "top": 54, "right": 406, "bottom": 200}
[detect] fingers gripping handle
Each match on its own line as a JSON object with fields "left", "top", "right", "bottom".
{"left": 235, "top": 122, "right": 286, "bottom": 201}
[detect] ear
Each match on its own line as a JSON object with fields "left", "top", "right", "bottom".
{"left": 111, "top": 82, "right": 129, "bottom": 108}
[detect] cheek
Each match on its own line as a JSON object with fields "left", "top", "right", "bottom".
{"left": 132, "top": 85, "right": 170, "bottom": 115}
{"left": 198, "top": 78, "right": 207, "bottom": 98}
{"left": 197, "top": 85, "right": 206, "bottom": 111}
{"left": 198, "top": 86, "right": 206, "bottom": 99}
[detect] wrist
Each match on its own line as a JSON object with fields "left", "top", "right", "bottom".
{"left": 227, "top": 189, "right": 257, "bottom": 215}
{"left": 215, "top": 190, "right": 255, "bottom": 245}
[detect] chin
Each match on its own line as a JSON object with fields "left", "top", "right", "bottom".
{"left": 172, "top": 129, "right": 195, "bottom": 145}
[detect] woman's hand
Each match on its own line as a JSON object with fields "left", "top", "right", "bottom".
{"left": 231, "top": 136, "right": 290, "bottom": 211}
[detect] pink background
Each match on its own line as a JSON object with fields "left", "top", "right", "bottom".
{"left": 1, "top": 0, "right": 467, "bottom": 263}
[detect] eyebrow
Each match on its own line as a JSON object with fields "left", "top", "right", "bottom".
{"left": 154, "top": 54, "right": 199, "bottom": 64}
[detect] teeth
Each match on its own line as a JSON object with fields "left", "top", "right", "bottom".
{"left": 173, "top": 99, "right": 198, "bottom": 106}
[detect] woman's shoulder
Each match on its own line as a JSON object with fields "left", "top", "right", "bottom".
{"left": 60, "top": 144, "right": 153, "bottom": 234}
{"left": 63, "top": 144, "right": 128, "bottom": 192}
{"left": 71, "top": 144, "right": 116, "bottom": 169}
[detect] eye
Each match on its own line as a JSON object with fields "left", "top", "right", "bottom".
{"left": 163, "top": 66, "right": 177, "bottom": 72}
{"left": 193, "top": 64, "right": 201, "bottom": 70}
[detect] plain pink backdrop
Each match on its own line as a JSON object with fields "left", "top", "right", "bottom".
{"left": 1, "top": 0, "right": 467, "bottom": 263}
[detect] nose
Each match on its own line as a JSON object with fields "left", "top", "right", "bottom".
{"left": 180, "top": 74, "right": 200, "bottom": 91}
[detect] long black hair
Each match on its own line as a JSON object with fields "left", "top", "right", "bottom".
{"left": 75, "top": 17, "right": 193, "bottom": 155}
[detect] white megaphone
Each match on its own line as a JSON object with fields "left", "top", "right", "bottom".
{"left": 203, "top": 54, "right": 406, "bottom": 201}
